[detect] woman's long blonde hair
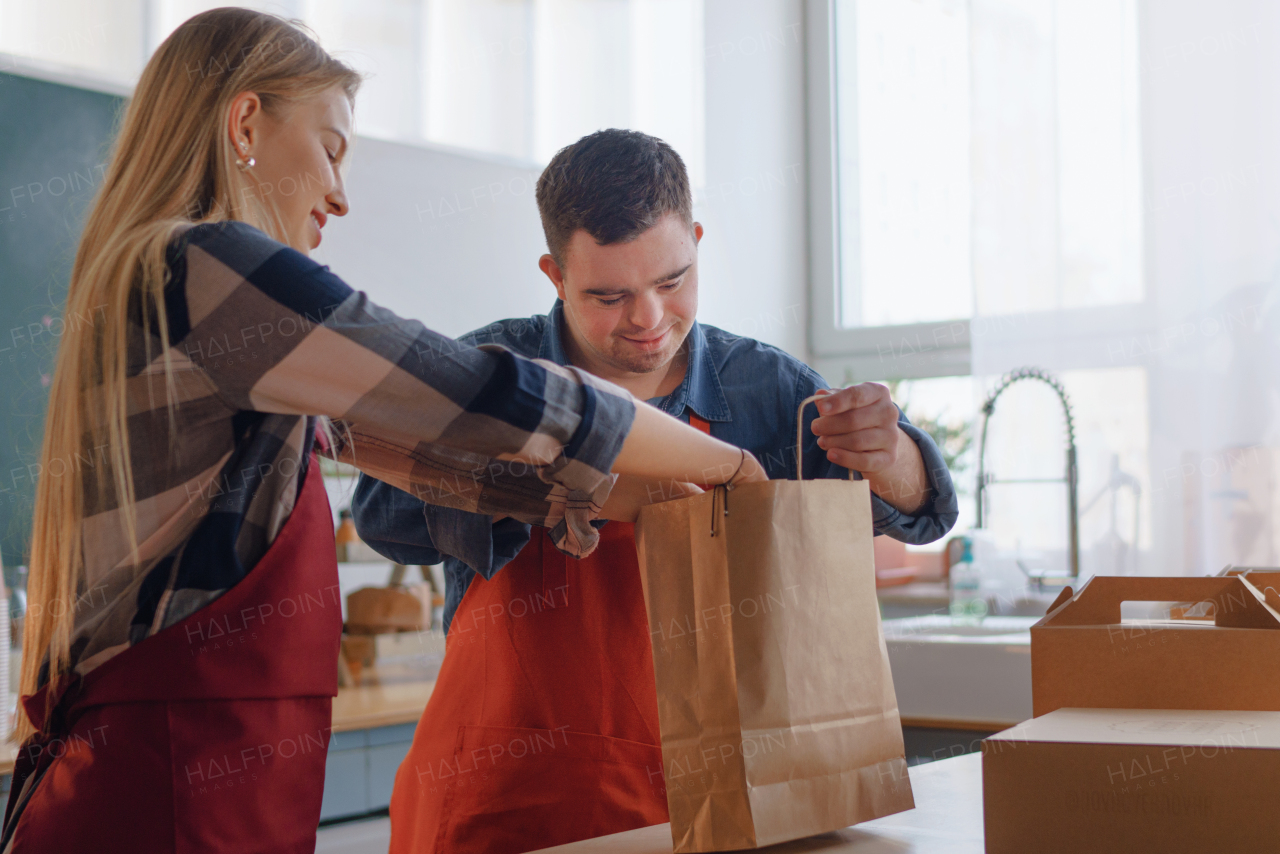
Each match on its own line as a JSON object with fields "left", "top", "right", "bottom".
{"left": 19, "top": 8, "right": 360, "bottom": 739}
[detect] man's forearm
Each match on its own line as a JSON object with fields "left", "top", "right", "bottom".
{"left": 861, "top": 426, "right": 931, "bottom": 514}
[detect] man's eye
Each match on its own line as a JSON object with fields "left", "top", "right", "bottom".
{"left": 661, "top": 281, "right": 681, "bottom": 291}
{"left": 598, "top": 297, "right": 623, "bottom": 307}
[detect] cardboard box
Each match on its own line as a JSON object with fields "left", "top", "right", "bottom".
{"left": 345, "top": 584, "right": 431, "bottom": 634}
{"left": 984, "top": 707, "right": 1280, "bottom": 853}
{"left": 1031, "top": 575, "right": 1280, "bottom": 716}
{"left": 1221, "top": 567, "right": 1280, "bottom": 608}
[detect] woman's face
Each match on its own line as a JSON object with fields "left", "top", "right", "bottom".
{"left": 228, "top": 86, "right": 353, "bottom": 254}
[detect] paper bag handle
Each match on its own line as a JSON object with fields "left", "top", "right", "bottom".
{"left": 796, "top": 394, "right": 857, "bottom": 482}
{"left": 1040, "top": 575, "right": 1280, "bottom": 629}
{"left": 705, "top": 394, "right": 854, "bottom": 536}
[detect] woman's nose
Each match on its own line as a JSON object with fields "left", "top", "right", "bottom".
{"left": 327, "top": 187, "right": 349, "bottom": 217}
{"left": 327, "top": 173, "right": 349, "bottom": 217}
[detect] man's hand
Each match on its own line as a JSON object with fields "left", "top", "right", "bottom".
{"left": 809, "top": 384, "right": 931, "bottom": 514}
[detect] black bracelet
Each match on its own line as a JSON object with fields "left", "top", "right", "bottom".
{"left": 724, "top": 448, "right": 747, "bottom": 490}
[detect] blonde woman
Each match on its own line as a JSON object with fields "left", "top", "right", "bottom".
{"left": 2, "top": 9, "right": 761, "bottom": 852}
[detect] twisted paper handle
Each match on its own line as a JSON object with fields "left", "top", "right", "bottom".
{"left": 797, "top": 394, "right": 857, "bottom": 482}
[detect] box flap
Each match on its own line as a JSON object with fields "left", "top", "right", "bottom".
{"left": 1235, "top": 571, "right": 1280, "bottom": 614}
{"left": 1033, "top": 575, "right": 1280, "bottom": 629}
{"left": 988, "top": 707, "right": 1280, "bottom": 749}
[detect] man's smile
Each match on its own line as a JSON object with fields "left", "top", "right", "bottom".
{"left": 619, "top": 327, "right": 674, "bottom": 351}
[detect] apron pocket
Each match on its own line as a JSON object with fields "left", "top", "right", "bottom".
{"left": 170, "top": 697, "right": 332, "bottom": 854}
{"left": 437, "top": 725, "right": 666, "bottom": 854}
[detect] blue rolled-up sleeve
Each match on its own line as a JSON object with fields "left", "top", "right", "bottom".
{"left": 352, "top": 473, "right": 533, "bottom": 579}
{"left": 794, "top": 368, "right": 958, "bottom": 545}
{"left": 871, "top": 413, "right": 959, "bottom": 544}
{"left": 350, "top": 475, "right": 444, "bottom": 565}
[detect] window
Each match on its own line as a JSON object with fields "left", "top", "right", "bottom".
{"left": 813, "top": 0, "right": 1147, "bottom": 573}
{"left": 814, "top": 0, "right": 1143, "bottom": 357}
{"left": 836, "top": 0, "right": 971, "bottom": 329}
{"left": 0, "top": 0, "right": 706, "bottom": 184}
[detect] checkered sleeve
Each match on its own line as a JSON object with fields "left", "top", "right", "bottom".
{"left": 172, "top": 222, "right": 635, "bottom": 557}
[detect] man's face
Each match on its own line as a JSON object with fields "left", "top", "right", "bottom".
{"left": 541, "top": 212, "right": 702, "bottom": 376}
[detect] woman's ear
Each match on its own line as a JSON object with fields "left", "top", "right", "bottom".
{"left": 226, "top": 91, "right": 264, "bottom": 153}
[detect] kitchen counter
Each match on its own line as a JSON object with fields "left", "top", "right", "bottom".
{"left": 884, "top": 616, "right": 1034, "bottom": 729}
{"left": 323, "top": 656, "right": 436, "bottom": 820}
{"left": 332, "top": 677, "right": 435, "bottom": 732}
{"left": 530, "top": 751, "right": 985, "bottom": 853}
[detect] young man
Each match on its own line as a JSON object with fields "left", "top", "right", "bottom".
{"left": 352, "top": 130, "right": 958, "bottom": 854}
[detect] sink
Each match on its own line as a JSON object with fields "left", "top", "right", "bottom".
{"left": 883, "top": 615, "right": 1038, "bottom": 643}
{"left": 882, "top": 616, "right": 1034, "bottom": 729}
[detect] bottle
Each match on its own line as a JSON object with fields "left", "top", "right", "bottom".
{"left": 335, "top": 508, "right": 357, "bottom": 563}
{"left": 949, "top": 537, "right": 988, "bottom": 625}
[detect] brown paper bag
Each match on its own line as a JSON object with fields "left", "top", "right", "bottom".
{"left": 634, "top": 396, "right": 914, "bottom": 852}
{"left": 1032, "top": 574, "right": 1280, "bottom": 717}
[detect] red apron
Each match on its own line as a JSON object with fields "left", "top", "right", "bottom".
{"left": 388, "top": 416, "right": 712, "bottom": 854}
{"left": 3, "top": 448, "right": 341, "bottom": 853}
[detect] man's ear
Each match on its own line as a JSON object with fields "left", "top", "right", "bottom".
{"left": 539, "top": 254, "right": 568, "bottom": 302}
{"left": 693, "top": 222, "right": 704, "bottom": 244}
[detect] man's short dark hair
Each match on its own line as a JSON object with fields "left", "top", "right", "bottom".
{"left": 536, "top": 129, "right": 693, "bottom": 266}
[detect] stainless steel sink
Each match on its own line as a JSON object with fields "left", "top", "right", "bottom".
{"left": 882, "top": 616, "right": 1035, "bottom": 728}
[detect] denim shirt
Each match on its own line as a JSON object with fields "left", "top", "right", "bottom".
{"left": 352, "top": 301, "right": 959, "bottom": 632}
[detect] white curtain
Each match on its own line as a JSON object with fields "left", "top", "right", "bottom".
{"left": 970, "top": 0, "right": 1280, "bottom": 581}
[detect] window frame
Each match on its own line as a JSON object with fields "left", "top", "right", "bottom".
{"left": 804, "top": 0, "right": 972, "bottom": 382}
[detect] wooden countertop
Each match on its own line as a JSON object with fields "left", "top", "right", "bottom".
{"left": 531, "top": 752, "right": 985, "bottom": 853}
{"left": 332, "top": 677, "right": 434, "bottom": 733}
{"left": 332, "top": 647, "right": 438, "bottom": 732}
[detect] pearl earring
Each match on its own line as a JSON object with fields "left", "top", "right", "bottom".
{"left": 235, "top": 140, "right": 255, "bottom": 169}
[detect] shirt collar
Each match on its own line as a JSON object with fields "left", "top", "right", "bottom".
{"left": 539, "top": 300, "right": 571, "bottom": 364}
{"left": 542, "top": 300, "right": 731, "bottom": 423}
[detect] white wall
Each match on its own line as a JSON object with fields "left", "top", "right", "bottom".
{"left": 696, "top": 0, "right": 809, "bottom": 357}
{"left": 313, "top": 137, "right": 553, "bottom": 339}
{"left": 316, "top": 1, "right": 812, "bottom": 359}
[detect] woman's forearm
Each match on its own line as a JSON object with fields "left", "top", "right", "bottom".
{"left": 611, "top": 402, "right": 765, "bottom": 485}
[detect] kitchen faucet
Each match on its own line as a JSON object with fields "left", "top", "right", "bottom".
{"left": 975, "top": 367, "right": 1080, "bottom": 579}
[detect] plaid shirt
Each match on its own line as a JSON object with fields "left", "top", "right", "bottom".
{"left": 55, "top": 221, "right": 634, "bottom": 685}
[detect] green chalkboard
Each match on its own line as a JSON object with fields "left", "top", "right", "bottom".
{"left": 0, "top": 71, "right": 124, "bottom": 573}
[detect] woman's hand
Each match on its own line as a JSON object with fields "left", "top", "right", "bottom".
{"left": 729, "top": 450, "right": 768, "bottom": 486}
{"left": 599, "top": 448, "right": 767, "bottom": 522}
{"left": 612, "top": 403, "right": 770, "bottom": 488}
{"left": 599, "top": 476, "right": 704, "bottom": 523}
